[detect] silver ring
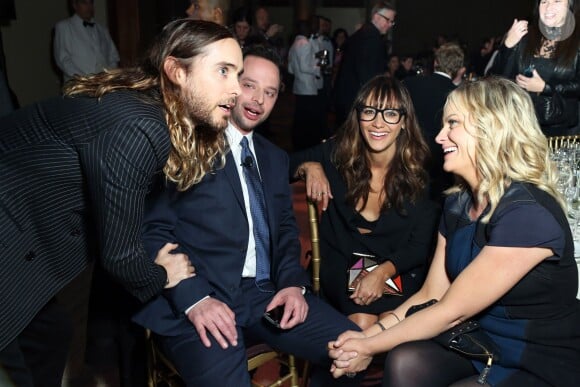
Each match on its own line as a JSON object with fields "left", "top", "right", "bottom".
{"left": 346, "top": 372, "right": 356, "bottom": 378}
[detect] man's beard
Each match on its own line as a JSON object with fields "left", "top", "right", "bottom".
{"left": 185, "top": 91, "right": 230, "bottom": 132}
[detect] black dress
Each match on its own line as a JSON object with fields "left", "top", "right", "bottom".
{"left": 441, "top": 182, "right": 580, "bottom": 386}
{"left": 290, "top": 140, "right": 439, "bottom": 315}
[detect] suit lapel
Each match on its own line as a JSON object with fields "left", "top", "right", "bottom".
{"left": 224, "top": 150, "right": 246, "bottom": 212}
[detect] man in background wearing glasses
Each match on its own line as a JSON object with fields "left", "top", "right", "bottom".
{"left": 333, "top": 1, "right": 396, "bottom": 129}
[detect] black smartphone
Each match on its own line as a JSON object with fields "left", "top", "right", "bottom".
{"left": 522, "top": 64, "right": 534, "bottom": 77}
{"left": 263, "top": 305, "right": 285, "bottom": 328}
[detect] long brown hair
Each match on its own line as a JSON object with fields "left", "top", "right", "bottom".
{"left": 333, "top": 75, "right": 429, "bottom": 213}
{"left": 523, "top": 0, "right": 580, "bottom": 68}
{"left": 64, "top": 19, "right": 235, "bottom": 191}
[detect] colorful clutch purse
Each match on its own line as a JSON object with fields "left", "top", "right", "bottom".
{"left": 347, "top": 252, "right": 403, "bottom": 296}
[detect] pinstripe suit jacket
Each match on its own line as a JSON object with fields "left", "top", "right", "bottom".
{"left": 0, "top": 90, "right": 170, "bottom": 350}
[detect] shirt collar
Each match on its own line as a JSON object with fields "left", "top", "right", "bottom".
{"left": 433, "top": 71, "right": 452, "bottom": 80}
{"left": 225, "top": 122, "right": 254, "bottom": 148}
{"left": 73, "top": 13, "right": 95, "bottom": 25}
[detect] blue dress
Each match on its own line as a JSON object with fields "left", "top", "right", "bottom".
{"left": 441, "top": 182, "right": 580, "bottom": 386}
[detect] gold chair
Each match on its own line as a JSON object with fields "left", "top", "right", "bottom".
{"left": 307, "top": 199, "right": 322, "bottom": 296}
{"left": 304, "top": 199, "right": 384, "bottom": 387}
{"left": 146, "top": 329, "right": 181, "bottom": 387}
{"left": 296, "top": 199, "right": 322, "bottom": 387}
{"left": 247, "top": 343, "right": 299, "bottom": 387}
{"left": 548, "top": 135, "right": 580, "bottom": 151}
{"left": 146, "top": 329, "right": 300, "bottom": 387}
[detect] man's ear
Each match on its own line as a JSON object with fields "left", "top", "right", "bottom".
{"left": 213, "top": 7, "right": 224, "bottom": 25}
{"left": 163, "top": 56, "right": 185, "bottom": 86}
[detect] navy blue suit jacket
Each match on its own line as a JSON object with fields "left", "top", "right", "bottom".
{"left": 134, "top": 133, "right": 310, "bottom": 336}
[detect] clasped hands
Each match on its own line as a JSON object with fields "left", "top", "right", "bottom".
{"left": 186, "top": 286, "right": 308, "bottom": 349}
{"left": 327, "top": 330, "right": 373, "bottom": 378}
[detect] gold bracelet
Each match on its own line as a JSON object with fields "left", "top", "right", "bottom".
{"left": 375, "top": 321, "right": 386, "bottom": 331}
{"left": 386, "top": 312, "right": 400, "bottom": 323}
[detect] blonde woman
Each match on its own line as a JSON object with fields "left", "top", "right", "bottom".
{"left": 328, "top": 76, "right": 580, "bottom": 386}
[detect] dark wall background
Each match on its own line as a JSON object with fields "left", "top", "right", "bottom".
{"left": 393, "top": 0, "right": 534, "bottom": 56}
{"left": 135, "top": 0, "right": 537, "bottom": 59}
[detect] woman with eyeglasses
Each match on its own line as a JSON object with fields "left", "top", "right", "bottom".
{"left": 289, "top": 75, "right": 439, "bottom": 330}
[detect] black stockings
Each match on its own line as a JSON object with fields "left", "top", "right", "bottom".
{"left": 382, "top": 340, "right": 490, "bottom": 387}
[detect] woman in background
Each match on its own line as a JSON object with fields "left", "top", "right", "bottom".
{"left": 231, "top": 6, "right": 252, "bottom": 49}
{"left": 492, "top": 0, "right": 580, "bottom": 135}
{"left": 331, "top": 28, "right": 348, "bottom": 87}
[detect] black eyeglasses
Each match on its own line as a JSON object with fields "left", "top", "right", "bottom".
{"left": 377, "top": 13, "right": 396, "bottom": 26}
{"left": 356, "top": 105, "right": 406, "bottom": 124}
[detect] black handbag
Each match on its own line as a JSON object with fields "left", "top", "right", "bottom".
{"left": 533, "top": 91, "right": 578, "bottom": 128}
{"left": 405, "top": 299, "right": 500, "bottom": 385}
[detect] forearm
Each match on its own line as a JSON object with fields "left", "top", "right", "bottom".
{"left": 364, "top": 304, "right": 456, "bottom": 356}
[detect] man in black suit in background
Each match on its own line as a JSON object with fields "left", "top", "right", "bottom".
{"left": 333, "top": 1, "right": 396, "bottom": 128}
{"left": 0, "top": 20, "right": 242, "bottom": 386}
{"left": 404, "top": 42, "right": 465, "bottom": 202}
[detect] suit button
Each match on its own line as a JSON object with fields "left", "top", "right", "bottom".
{"left": 25, "top": 251, "right": 36, "bottom": 261}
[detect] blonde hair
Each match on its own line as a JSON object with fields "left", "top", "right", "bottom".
{"left": 445, "top": 76, "right": 563, "bottom": 222}
{"left": 434, "top": 42, "right": 464, "bottom": 78}
{"left": 64, "top": 19, "right": 233, "bottom": 191}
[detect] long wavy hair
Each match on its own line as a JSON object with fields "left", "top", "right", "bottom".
{"left": 444, "top": 76, "right": 563, "bottom": 222}
{"left": 64, "top": 19, "right": 234, "bottom": 191}
{"left": 332, "top": 75, "right": 429, "bottom": 213}
{"left": 523, "top": 0, "right": 580, "bottom": 68}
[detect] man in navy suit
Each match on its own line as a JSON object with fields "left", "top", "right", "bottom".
{"left": 134, "top": 45, "right": 362, "bottom": 386}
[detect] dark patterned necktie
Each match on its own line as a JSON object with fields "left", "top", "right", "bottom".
{"left": 83, "top": 21, "right": 95, "bottom": 27}
{"left": 240, "top": 137, "right": 271, "bottom": 289}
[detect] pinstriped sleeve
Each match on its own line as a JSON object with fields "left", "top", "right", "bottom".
{"left": 82, "top": 115, "right": 171, "bottom": 302}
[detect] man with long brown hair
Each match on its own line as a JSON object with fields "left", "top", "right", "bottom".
{"left": 135, "top": 44, "right": 363, "bottom": 386}
{"left": 0, "top": 19, "right": 242, "bottom": 386}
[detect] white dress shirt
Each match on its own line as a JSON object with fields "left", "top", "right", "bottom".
{"left": 54, "top": 14, "right": 120, "bottom": 81}
{"left": 288, "top": 35, "right": 322, "bottom": 95}
{"left": 225, "top": 123, "right": 264, "bottom": 278}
